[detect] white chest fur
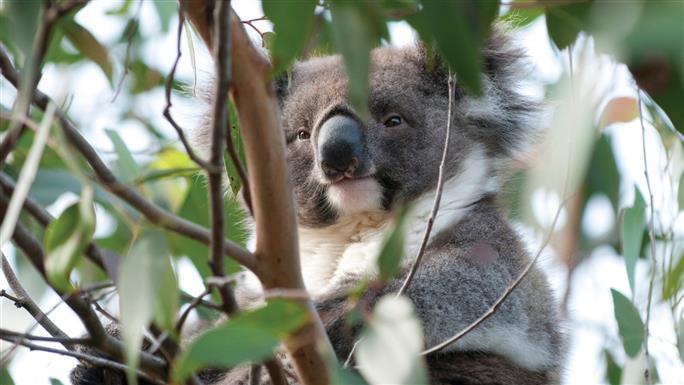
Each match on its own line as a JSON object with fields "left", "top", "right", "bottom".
{"left": 297, "top": 145, "right": 494, "bottom": 297}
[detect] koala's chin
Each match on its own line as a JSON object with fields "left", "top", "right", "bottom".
{"left": 326, "top": 176, "right": 384, "bottom": 214}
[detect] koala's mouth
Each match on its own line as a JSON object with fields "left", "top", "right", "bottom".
{"left": 326, "top": 174, "right": 383, "bottom": 214}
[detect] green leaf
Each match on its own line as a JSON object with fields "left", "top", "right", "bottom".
{"left": 152, "top": 0, "right": 176, "bottom": 33}
{"left": 168, "top": 176, "right": 247, "bottom": 285}
{"left": 0, "top": 367, "right": 15, "bottom": 385}
{"left": 153, "top": 252, "right": 179, "bottom": 334}
{"left": 584, "top": 134, "right": 620, "bottom": 211}
{"left": 49, "top": 379, "right": 65, "bottom": 385}
{"left": 663, "top": 252, "right": 684, "bottom": 300}
{"left": 172, "top": 299, "right": 309, "bottom": 381}
{"left": 604, "top": 350, "right": 622, "bottom": 385}
{"left": 610, "top": 289, "right": 645, "bottom": 358}
{"left": 61, "top": 19, "right": 113, "bottom": 81}
{"left": 620, "top": 187, "right": 645, "bottom": 293}
{"left": 377, "top": 205, "right": 410, "bottom": 282}
{"left": 355, "top": 295, "right": 428, "bottom": 385}
{"left": 4, "top": 0, "right": 41, "bottom": 58}
{"left": 330, "top": 1, "right": 387, "bottom": 117}
{"left": 224, "top": 102, "right": 246, "bottom": 198}
{"left": 545, "top": 2, "right": 593, "bottom": 50}
{"left": 501, "top": 7, "right": 544, "bottom": 28}
{"left": 44, "top": 185, "right": 96, "bottom": 292}
{"left": 262, "top": 0, "right": 317, "bottom": 73}
{"left": 105, "top": 128, "right": 140, "bottom": 182}
{"left": 414, "top": 0, "right": 498, "bottom": 94}
{"left": 118, "top": 231, "right": 173, "bottom": 384}
{"left": 328, "top": 351, "right": 367, "bottom": 385}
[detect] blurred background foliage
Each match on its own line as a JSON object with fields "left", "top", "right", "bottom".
{"left": 0, "top": 0, "right": 683, "bottom": 384}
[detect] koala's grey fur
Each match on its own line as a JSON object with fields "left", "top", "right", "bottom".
{"left": 71, "top": 25, "right": 563, "bottom": 385}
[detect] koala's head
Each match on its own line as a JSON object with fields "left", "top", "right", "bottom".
{"left": 276, "top": 28, "right": 538, "bottom": 228}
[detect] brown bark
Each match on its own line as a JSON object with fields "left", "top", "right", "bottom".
{"left": 180, "top": 1, "right": 334, "bottom": 384}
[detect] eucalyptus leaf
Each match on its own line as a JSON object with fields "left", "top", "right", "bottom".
{"left": 0, "top": 367, "right": 15, "bottom": 385}
{"left": 677, "top": 317, "right": 684, "bottom": 362}
{"left": 377, "top": 205, "right": 410, "bottom": 282}
{"left": 620, "top": 187, "right": 645, "bottom": 293}
{"left": 262, "top": 0, "right": 317, "bottom": 74}
{"left": 545, "top": 2, "right": 593, "bottom": 50}
{"left": 105, "top": 128, "right": 140, "bottom": 182}
{"left": 604, "top": 349, "right": 622, "bottom": 385}
{"left": 44, "top": 185, "right": 95, "bottom": 293}
{"left": 355, "top": 295, "right": 428, "bottom": 385}
{"left": 61, "top": 19, "right": 113, "bottom": 81}
{"left": 118, "top": 231, "right": 172, "bottom": 384}
{"left": 610, "top": 288, "right": 645, "bottom": 358}
{"left": 172, "top": 299, "right": 309, "bottom": 382}
{"left": 416, "top": 0, "right": 498, "bottom": 94}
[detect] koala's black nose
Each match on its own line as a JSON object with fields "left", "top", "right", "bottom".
{"left": 318, "top": 115, "right": 364, "bottom": 180}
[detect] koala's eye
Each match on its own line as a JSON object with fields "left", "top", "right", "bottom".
{"left": 383, "top": 114, "right": 402, "bottom": 128}
{"left": 297, "top": 130, "right": 311, "bottom": 140}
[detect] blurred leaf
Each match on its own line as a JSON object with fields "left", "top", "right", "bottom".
{"left": 172, "top": 299, "right": 309, "bottom": 381}
{"left": 44, "top": 186, "right": 96, "bottom": 292}
{"left": 262, "top": 31, "right": 276, "bottom": 54}
{"left": 105, "top": 128, "right": 140, "bottom": 182}
{"left": 3, "top": 0, "right": 41, "bottom": 58}
{"left": 545, "top": 2, "right": 593, "bottom": 50}
{"left": 582, "top": 133, "right": 620, "bottom": 215}
{"left": 663, "top": 252, "right": 684, "bottom": 300}
{"left": 412, "top": 0, "right": 498, "bottom": 94}
{"left": 610, "top": 288, "right": 644, "bottom": 358}
{"left": 356, "top": 295, "right": 428, "bottom": 385}
{"left": 61, "top": 19, "right": 113, "bottom": 81}
{"left": 263, "top": 0, "right": 317, "bottom": 74}
{"left": 118, "top": 231, "right": 173, "bottom": 383}
{"left": 620, "top": 187, "right": 645, "bottom": 293}
{"left": 377, "top": 205, "right": 409, "bottom": 282}
{"left": 501, "top": 7, "right": 544, "bottom": 28}
{"left": 604, "top": 350, "right": 622, "bottom": 385}
{"left": 330, "top": 1, "right": 387, "bottom": 117}
{"left": 328, "top": 351, "right": 367, "bottom": 385}
{"left": 154, "top": 253, "right": 179, "bottom": 334}
{"left": 152, "top": 0, "right": 176, "bottom": 33}
{"left": 106, "top": 0, "right": 133, "bottom": 16}
{"left": 49, "top": 379, "right": 64, "bottom": 385}
{"left": 0, "top": 367, "right": 15, "bottom": 385}
{"left": 224, "top": 102, "right": 246, "bottom": 198}
{"left": 599, "top": 97, "right": 639, "bottom": 128}
{"left": 168, "top": 176, "right": 247, "bottom": 281}
{"left": 129, "top": 59, "right": 163, "bottom": 94}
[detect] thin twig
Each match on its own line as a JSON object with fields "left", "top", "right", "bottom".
{"left": 0, "top": 255, "right": 71, "bottom": 347}
{"left": 208, "top": 0, "right": 240, "bottom": 317}
{"left": 176, "top": 287, "right": 211, "bottom": 333}
{"left": 637, "top": 88, "right": 656, "bottom": 385}
{"left": 0, "top": 46, "right": 257, "bottom": 272}
{"left": 163, "top": 7, "right": 217, "bottom": 172}
{"left": 397, "top": 70, "right": 454, "bottom": 296}
{"left": 0, "top": 328, "right": 88, "bottom": 344}
{"left": 0, "top": 334, "right": 165, "bottom": 385}
{"left": 421, "top": 194, "right": 571, "bottom": 355}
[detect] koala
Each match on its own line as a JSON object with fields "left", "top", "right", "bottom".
{"left": 71, "top": 27, "right": 564, "bottom": 385}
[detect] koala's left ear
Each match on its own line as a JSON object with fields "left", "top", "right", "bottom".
{"left": 477, "top": 23, "right": 541, "bottom": 158}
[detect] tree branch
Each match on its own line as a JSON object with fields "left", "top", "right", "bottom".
{"left": 0, "top": 333, "right": 165, "bottom": 385}
{"left": 0, "top": 254, "right": 71, "bottom": 349}
{"left": 208, "top": 0, "right": 240, "bottom": 316}
{"left": 0, "top": 45, "right": 257, "bottom": 272}
{"left": 180, "top": 2, "right": 334, "bottom": 383}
